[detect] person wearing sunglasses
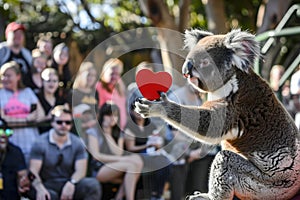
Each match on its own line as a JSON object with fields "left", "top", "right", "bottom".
{"left": 0, "top": 118, "right": 31, "bottom": 199}
{"left": 25, "top": 105, "right": 101, "bottom": 200}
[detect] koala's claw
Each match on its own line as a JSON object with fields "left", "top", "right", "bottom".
{"left": 134, "top": 98, "right": 150, "bottom": 118}
{"left": 134, "top": 96, "right": 167, "bottom": 118}
{"left": 159, "top": 92, "right": 167, "bottom": 98}
{"left": 137, "top": 97, "right": 153, "bottom": 105}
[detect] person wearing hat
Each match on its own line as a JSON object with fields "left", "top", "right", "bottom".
{"left": 0, "top": 21, "right": 32, "bottom": 77}
{"left": 0, "top": 118, "right": 31, "bottom": 199}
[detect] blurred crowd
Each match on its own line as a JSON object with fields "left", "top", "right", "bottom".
{"left": 0, "top": 21, "right": 298, "bottom": 200}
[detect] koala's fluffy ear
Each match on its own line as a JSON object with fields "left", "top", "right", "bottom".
{"left": 184, "top": 29, "right": 213, "bottom": 50}
{"left": 224, "top": 29, "right": 260, "bottom": 73}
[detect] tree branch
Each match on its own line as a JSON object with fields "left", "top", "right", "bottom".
{"left": 140, "top": 0, "right": 176, "bottom": 29}
{"left": 79, "top": 0, "right": 105, "bottom": 28}
{"left": 178, "top": 0, "right": 191, "bottom": 32}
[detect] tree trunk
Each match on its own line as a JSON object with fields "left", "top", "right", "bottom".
{"left": 139, "top": 0, "right": 189, "bottom": 84}
{"left": 203, "top": 0, "right": 227, "bottom": 33}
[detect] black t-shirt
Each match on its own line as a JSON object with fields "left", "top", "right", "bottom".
{"left": 23, "top": 74, "right": 42, "bottom": 95}
{"left": 125, "top": 118, "right": 156, "bottom": 153}
{"left": 68, "top": 89, "right": 99, "bottom": 112}
{"left": 37, "top": 89, "right": 66, "bottom": 133}
{"left": 8, "top": 50, "right": 31, "bottom": 76}
{"left": 50, "top": 60, "right": 72, "bottom": 89}
{"left": 0, "top": 143, "right": 26, "bottom": 200}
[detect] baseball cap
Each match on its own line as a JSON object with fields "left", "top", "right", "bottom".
{"left": 5, "top": 22, "right": 26, "bottom": 38}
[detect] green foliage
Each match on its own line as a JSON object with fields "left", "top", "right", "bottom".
{"left": 0, "top": 0, "right": 263, "bottom": 53}
{"left": 224, "top": 0, "right": 262, "bottom": 31}
{"left": 190, "top": 0, "right": 207, "bottom": 28}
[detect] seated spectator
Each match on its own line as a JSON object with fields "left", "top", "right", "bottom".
{"left": 73, "top": 106, "right": 95, "bottom": 143}
{"left": 125, "top": 90, "right": 171, "bottom": 200}
{"left": 0, "top": 61, "right": 45, "bottom": 164}
{"left": 69, "top": 61, "right": 99, "bottom": 130}
{"left": 0, "top": 118, "right": 30, "bottom": 199}
{"left": 49, "top": 43, "right": 72, "bottom": 99}
{"left": 86, "top": 101, "right": 143, "bottom": 200}
{"left": 0, "top": 22, "right": 32, "bottom": 80}
{"left": 96, "top": 58, "right": 127, "bottom": 130}
{"left": 23, "top": 49, "right": 48, "bottom": 94}
{"left": 36, "top": 35, "right": 53, "bottom": 65}
{"left": 26, "top": 105, "right": 101, "bottom": 200}
{"left": 37, "top": 68, "right": 66, "bottom": 134}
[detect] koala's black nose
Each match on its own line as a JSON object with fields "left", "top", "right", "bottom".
{"left": 182, "top": 60, "right": 194, "bottom": 78}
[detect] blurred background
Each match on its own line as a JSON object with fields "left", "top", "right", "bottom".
{"left": 0, "top": 0, "right": 299, "bottom": 87}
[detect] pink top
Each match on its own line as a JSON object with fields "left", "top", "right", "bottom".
{"left": 4, "top": 92, "right": 30, "bottom": 118}
{"left": 96, "top": 82, "right": 127, "bottom": 130}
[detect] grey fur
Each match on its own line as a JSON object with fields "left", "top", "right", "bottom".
{"left": 184, "top": 29, "right": 213, "bottom": 50}
{"left": 135, "top": 29, "right": 300, "bottom": 200}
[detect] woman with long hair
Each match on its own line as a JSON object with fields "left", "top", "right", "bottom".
{"left": 96, "top": 58, "right": 127, "bottom": 130}
{"left": 37, "top": 68, "right": 66, "bottom": 133}
{"left": 0, "top": 61, "right": 44, "bottom": 164}
{"left": 49, "top": 43, "right": 72, "bottom": 99}
{"left": 23, "top": 49, "right": 48, "bottom": 94}
{"left": 86, "top": 101, "right": 143, "bottom": 200}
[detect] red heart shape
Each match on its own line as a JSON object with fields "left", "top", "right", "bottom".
{"left": 136, "top": 69, "right": 172, "bottom": 101}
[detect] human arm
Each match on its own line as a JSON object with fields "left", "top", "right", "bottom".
{"left": 27, "top": 101, "right": 45, "bottom": 123}
{"left": 103, "top": 133, "right": 124, "bottom": 156}
{"left": 17, "top": 169, "right": 30, "bottom": 194}
{"left": 22, "top": 88, "right": 45, "bottom": 123}
{"left": 60, "top": 159, "right": 87, "bottom": 200}
{"left": 87, "top": 134, "right": 124, "bottom": 163}
{"left": 0, "top": 88, "right": 45, "bottom": 127}
{"left": 1, "top": 101, "right": 45, "bottom": 127}
{"left": 29, "top": 159, "right": 51, "bottom": 200}
{"left": 124, "top": 128, "right": 148, "bottom": 152}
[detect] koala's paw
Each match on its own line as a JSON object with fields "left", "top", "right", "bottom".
{"left": 134, "top": 92, "right": 168, "bottom": 118}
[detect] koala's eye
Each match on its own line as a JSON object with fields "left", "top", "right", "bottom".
{"left": 201, "top": 58, "right": 210, "bottom": 67}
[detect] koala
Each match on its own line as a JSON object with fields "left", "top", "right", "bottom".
{"left": 134, "top": 29, "right": 300, "bottom": 200}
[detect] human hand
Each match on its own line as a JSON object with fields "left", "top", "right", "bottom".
{"left": 36, "top": 187, "right": 51, "bottom": 200}
{"left": 60, "top": 181, "right": 75, "bottom": 200}
{"left": 18, "top": 175, "right": 30, "bottom": 194}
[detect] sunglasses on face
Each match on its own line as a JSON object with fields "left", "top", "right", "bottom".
{"left": 0, "top": 129, "right": 13, "bottom": 137}
{"left": 55, "top": 120, "right": 72, "bottom": 125}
